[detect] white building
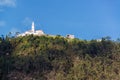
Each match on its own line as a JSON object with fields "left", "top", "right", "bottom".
{"left": 18, "top": 22, "right": 44, "bottom": 36}
{"left": 96, "top": 39, "right": 102, "bottom": 42}
{"left": 66, "top": 34, "right": 75, "bottom": 39}
{"left": 17, "top": 21, "right": 75, "bottom": 39}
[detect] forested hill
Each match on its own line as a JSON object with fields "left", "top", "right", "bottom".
{"left": 0, "top": 35, "right": 120, "bottom": 80}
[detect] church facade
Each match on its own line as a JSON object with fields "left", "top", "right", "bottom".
{"left": 17, "top": 22, "right": 44, "bottom": 36}
{"left": 17, "top": 21, "right": 75, "bottom": 39}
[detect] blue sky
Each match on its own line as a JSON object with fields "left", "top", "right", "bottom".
{"left": 0, "top": 0, "right": 120, "bottom": 40}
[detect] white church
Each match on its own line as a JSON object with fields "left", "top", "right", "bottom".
{"left": 18, "top": 21, "right": 75, "bottom": 39}
{"left": 18, "top": 22, "right": 45, "bottom": 36}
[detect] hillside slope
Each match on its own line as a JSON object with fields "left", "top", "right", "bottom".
{"left": 0, "top": 35, "right": 120, "bottom": 80}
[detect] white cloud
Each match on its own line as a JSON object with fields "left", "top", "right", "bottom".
{"left": 0, "top": 0, "right": 16, "bottom": 7}
{"left": 0, "top": 21, "right": 6, "bottom": 27}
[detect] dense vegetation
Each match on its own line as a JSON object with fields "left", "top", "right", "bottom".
{"left": 0, "top": 35, "right": 120, "bottom": 80}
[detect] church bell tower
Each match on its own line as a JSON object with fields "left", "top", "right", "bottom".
{"left": 32, "top": 21, "right": 35, "bottom": 33}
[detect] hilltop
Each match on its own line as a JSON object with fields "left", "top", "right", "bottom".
{"left": 0, "top": 35, "right": 120, "bottom": 80}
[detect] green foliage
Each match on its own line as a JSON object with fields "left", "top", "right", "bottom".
{"left": 0, "top": 35, "right": 120, "bottom": 80}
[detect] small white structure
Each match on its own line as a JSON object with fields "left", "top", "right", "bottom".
{"left": 66, "top": 34, "right": 75, "bottom": 39}
{"left": 96, "top": 39, "right": 102, "bottom": 42}
{"left": 18, "top": 22, "right": 44, "bottom": 36}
